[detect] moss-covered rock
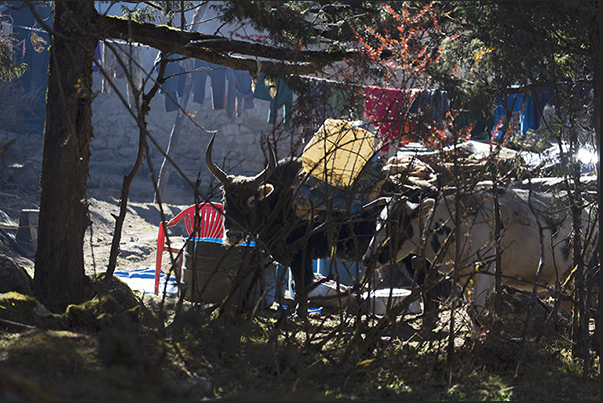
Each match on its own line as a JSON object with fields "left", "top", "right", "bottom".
{"left": 61, "top": 273, "right": 161, "bottom": 332}
{"left": 0, "top": 271, "right": 161, "bottom": 334}
{"left": 0, "top": 292, "right": 64, "bottom": 331}
{"left": 64, "top": 294, "right": 121, "bottom": 332}
{"left": 89, "top": 272, "right": 141, "bottom": 311}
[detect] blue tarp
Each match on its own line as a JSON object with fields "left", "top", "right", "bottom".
{"left": 114, "top": 267, "right": 178, "bottom": 296}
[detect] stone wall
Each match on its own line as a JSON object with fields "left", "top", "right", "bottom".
{"left": 87, "top": 46, "right": 301, "bottom": 205}
{"left": 1, "top": 54, "right": 302, "bottom": 206}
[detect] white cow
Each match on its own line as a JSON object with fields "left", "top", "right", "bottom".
{"left": 362, "top": 188, "right": 599, "bottom": 313}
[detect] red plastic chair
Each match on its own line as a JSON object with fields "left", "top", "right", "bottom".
{"left": 154, "top": 202, "right": 224, "bottom": 294}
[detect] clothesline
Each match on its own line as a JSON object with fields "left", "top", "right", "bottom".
{"left": 91, "top": 41, "right": 550, "bottom": 144}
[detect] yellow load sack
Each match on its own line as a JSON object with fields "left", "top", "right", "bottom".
{"left": 302, "top": 119, "right": 375, "bottom": 189}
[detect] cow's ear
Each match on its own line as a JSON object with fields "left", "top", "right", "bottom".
{"left": 419, "top": 198, "right": 435, "bottom": 217}
{"left": 258, "top": 183, "right": 274, "bottom": 200}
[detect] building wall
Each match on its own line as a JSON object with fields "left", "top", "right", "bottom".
{"left": 2, "top": 52, "right": 301, "bottom": 206}
{"left": 88, "top": 47, "right": 300, "bottom": 204}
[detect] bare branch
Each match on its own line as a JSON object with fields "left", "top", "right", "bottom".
{"left": 93, "top": 14, "right": 355, "bottom": 76}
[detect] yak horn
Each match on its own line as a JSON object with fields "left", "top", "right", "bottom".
{"left": 253, "top": 141, "right": 277, "bottom": 184}
{"left": 205, "top": 134, "right": 230, "bottom": 184}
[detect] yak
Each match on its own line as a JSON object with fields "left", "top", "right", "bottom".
{"left": 205, "top": 135, "right": 388, "bottom": 306}
{"left": 362, "top": 188, "right": 600, "bottom": 315}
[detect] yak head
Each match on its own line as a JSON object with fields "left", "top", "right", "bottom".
{"left": 362, "top": 196, "right": 435, "bottom": 268}
{"left": 206, "top": 135, "right": 277, "bottom": 245}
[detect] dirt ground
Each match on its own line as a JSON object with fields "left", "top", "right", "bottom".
{"left": 83, "top": 195, "right": 190, "bottom": 276}
{"left": 0, "top": 187, "right": 193, "bottom": 281}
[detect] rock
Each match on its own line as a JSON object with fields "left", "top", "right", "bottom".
{"left": 0, "top": 209, "right": 17, "bottom": 228}
{"left": 61, "top": 273, "right": 161, "bottom": 331}
{"left": 0, "top": 292, "right": 64, "bottom": 330}
{"left": 0, "top": 254, "right": 33, "bottom": 295}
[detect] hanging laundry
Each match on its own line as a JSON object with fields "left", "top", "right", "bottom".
{"left": 191, "top": 60, "right": 230, "bottom": 110}
{"left": 163, "top": 60, "right": 186, "bottom": 112}
{"left": 208, "top": 66, "right": 226, "bottom": 110}
{"left": 408, "top": 89, "right": 450, "bottom": 124}
{"left": 225, "top": 69, "right": 236, "bottom": 119}
{"left": 99, "top": 41, "right": 142, "bottom": 109}
{"left": 288, "top": 76, "right": 329, "bottom": 132}
{"left": 154, "top": 51, "right": 187, "bottom": 112}
{"left": 326, "top": 84, "right": 358, "bottom": 119}
{"left": 101, "top": 42, "right": 116, "bottom": 93}
{"left": 192, "top": 61, "right": 254, "bottom": 118}
{"left": 122, "top": 44, "right": 142, "bottom": 109}
{"left": 364, "top": 86, "right": 420, "bottom": 150}
{"left": 92, "top": 41, "right": 102, "bottom": 72}
{"left": 491, "top": 88, "right": 550, "bottom": 139}
{"left": 233, "top": 69, "right": 255, "bottom": 110}
{"left": 191, "top": 59, "right": 209, "bottom": 104}
{"left": 225, "top": 69, "right": 255, "bottom": 119}
{"left": 290, "top": 75, "right": 364, "bottom": 133}
{"left": 253, "top": 73, "right": 293, "bottom": 131}
{"left": 432, "top": 90, "right": 451, "bottom": 124}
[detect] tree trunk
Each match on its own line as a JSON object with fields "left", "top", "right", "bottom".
{"left": 33, "top": 1, "right": 98, "bottom": 313}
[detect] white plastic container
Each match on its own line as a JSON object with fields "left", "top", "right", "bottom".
{"left": 363, "top": 288, "right": 422, "bottom": 316}
{"left": 302, "top": 119, "right": 375, "bottom": 189}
